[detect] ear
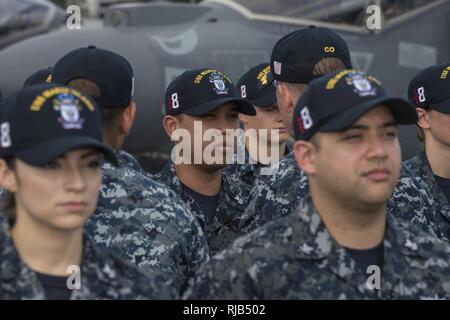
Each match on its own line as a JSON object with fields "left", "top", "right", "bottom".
{"left": 162, "top": 115, "right": 179, "bottom": 139}
{"left": 276, "top": 83, "right": 295, "bottom": 116}
{"left": 0, "top": 159, "right": 18, "bottom": 193}
{"left": 120, "top": 101, "right": 137, "bottom": 135}
{"left": 294, "top": 140, "right": 317, "bottom": 175}
{"left": 416, "top": 107, "right": 430, "bottom": 130}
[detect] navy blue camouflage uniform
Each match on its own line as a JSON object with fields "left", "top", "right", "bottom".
{"left": 224, "top": 143, "right": 266, "bottom": 188}
{"left": 390, "top": 151, "right": 450, "bottom": 241}
{"left": 154, "top": 161, "right": 250, "bottom": 256}
{"left": 238, "top": 151, "right": 308, "bottom": 232}
{"left": 115, "top": 149, "right": 149, "bottom": 176}
{"left": 85, "top": 150, "right": 210, "bottom": 294}
{"left": 0, "top": 219, "right": 176, "bottom": 299}
{"left": 184, "top": 196, "right": 450, "bottom": 300}
{"left": 224, "top": 133, "right": 291, "bottom": 189}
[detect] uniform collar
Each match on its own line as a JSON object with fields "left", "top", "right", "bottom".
{"left": 291, "top": 196, "right": 430, "bottom": 297}
{"left": 0, "top": 218, "right": 125, "bottom": 299}
{"left": 156, "top": 161, "right": 250, "bottom": 235}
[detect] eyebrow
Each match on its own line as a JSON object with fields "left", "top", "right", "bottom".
{"left": 346, "top": 121, "right": 397, "bottom": 130}
{"left": 80, "top": 150, "right": 101, "bottom": 159}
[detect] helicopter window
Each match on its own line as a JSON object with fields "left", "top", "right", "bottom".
{"left": 227, "top": 0, "right": 440, "bottom": 26}
{"left": 0, "top": 0, "right": 47, "bottom": 34}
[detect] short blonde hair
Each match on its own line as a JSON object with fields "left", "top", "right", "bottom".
{"left": 279, "top": 57, "right": 347, "bottom": 101}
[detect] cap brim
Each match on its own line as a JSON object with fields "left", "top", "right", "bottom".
{"left": 319, "top": 97, "right": 418, "bottom": 133}
{"left": 17, "top": 136, "right": 118, "bottom": 166}
{"left": 430, "top": 97, "right": 450, "bottom": 114}
{"left": 249, "top": 91, "right": 277, "bottom": 108}
{"left": 184, "top": 97, "right": 256, "bottom": 116}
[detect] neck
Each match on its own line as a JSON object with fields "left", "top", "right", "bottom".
{"left": 309, "top": 182, "right": 386, "bottom": 249}
{"left": 175, "top": 163, "right": 222, "bottom": 196}
{"left": 11, "top": 209, "right": 83, "bottom": 276}
{"left": 425, "top": 138, "right": 450, "bottom": 178}
{"left": 245, "top": 137, "right": 286, "bottom": 165}
{"left": 103, "top": 131, "right": 123, "bottom": 151}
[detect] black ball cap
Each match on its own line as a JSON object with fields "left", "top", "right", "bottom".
{"left": 293, "top": 69, "right": 418, "bottom": 141}
{"left": 165, "top": 67, "right": 256, "bottom": 116}
{"left": 23, "top": 66, "right": 53, "bottom": 88}
{"left": 52, "top": 46, "right": 134, "bottom": 109}
{"left": 236, "top": 63, "right": 276, "bottom": 108}
{"left": 271, "top": 26, "right": 352, "bottom": 85}
{"left": 0, "top": 83, "right": 117, "bottom": 165}
{"left": 408, "top": 62, "right": 450, "bottom": 114}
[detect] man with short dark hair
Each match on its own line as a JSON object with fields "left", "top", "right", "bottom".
{"left": 155, "top": 67, "right": 255, "bottom": 255}
{"left": 52, "top": 46, "right": 209, "bottom": 294}
{"left": 184, "top": 70, "right": 450, "bottom": 300}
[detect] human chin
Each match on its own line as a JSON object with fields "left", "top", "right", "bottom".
{"left": 360, "top": 183, "right": 393, "bottom": 206}
{"left": 53, "top": 202, "right": 94, "bottom": 228}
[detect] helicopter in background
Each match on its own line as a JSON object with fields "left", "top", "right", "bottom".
{"left": 0, "top": 0, "right": 66, "bottom": 50}
{"left": 0, "top": 0, "right": 449, "bottom": 172}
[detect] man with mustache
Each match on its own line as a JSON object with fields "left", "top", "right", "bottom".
{"left": 155, "top": 67, "right": 255, "bottom": 255}
{"left": 184, "top": 70, "right": 450, "bottom": 299}
{"left": 224, "top": 63, "right": 290, "bottom": 188}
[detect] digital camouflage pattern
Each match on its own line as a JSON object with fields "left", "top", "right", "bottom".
{"left": 224, "top": 133, "right": 291, "bottom": 189}
{"left": 239, "top": 151, "right": 309, "bottom": 233}
{"left": 85, "top": 150, "right": 210, "bottom": 294}
{"left": 0, "top": 219, "right": 176, "bottom": 300}
{"left": 390, "top": 151, "right": 450, "bottom": 241}
{"left": 115, "top": 149, "right": 149, "bottom": 177}
{"left": 184, "top": 196, "right": 450, "bottom": 299}
{"left": 154, "top": 162, "right": 251, "bottom": 256}
{"left": 223, "top": 140, "right": 265, "bottom": 188}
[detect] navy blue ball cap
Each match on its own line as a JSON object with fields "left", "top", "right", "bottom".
{"left": 23, "top": 67, "right": 53, "bottom": 88}
{"left": 293, "top": 70, "right": 417, "bottom": 141}
{"left": 0, "top": 83, "right": 117, "bottom": 166}
{"left": 52, "top": 45, "right": 134, "bottom": 109}
{"left": 236, "top": 63, "right": 276, "bottom": 108}
{"left": 408, "top": 62, "right": 450, "bottom": 114}
{"left": 270, "top": 26, "right": 352, "bottom": 85}
{"left": 165, "top": 68, "right": 256, "bottom": 116}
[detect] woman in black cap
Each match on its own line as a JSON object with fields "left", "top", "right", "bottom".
{"left": 0, "top": 83, "right": 175, "bottom": 300}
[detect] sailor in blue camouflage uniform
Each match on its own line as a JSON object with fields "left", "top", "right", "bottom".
{"left": 390, "top": 63, "right": 450, "bottom": 241}
{"left": 0, "top": 219, "right": 174, "bottom": 299}
{"left": 154, "top": 67, "right": 255, "bottom": 256}
{"left": 0, "top": 84, "right": 174, "bottom": 299}
{"left": 239, "top": 26, "right": 352, "bottom": 233}
{"left": 52, "top": 46, "right": 210, "bottom": 294}
{"left": 184, "top": 70, "right": 450, "bottom": 300}
{"left": 224, "top": 63, "right": 290, "bottom": 188}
